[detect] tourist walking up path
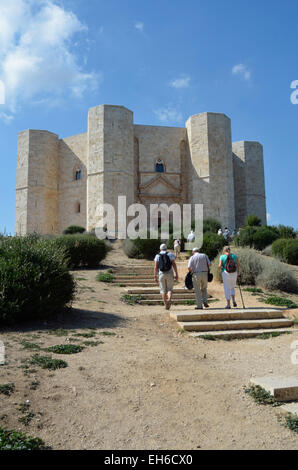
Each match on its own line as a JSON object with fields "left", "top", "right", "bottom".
{"left": 219, "top": 246, "right": 241, "bottom": 309}
{"left": 154, "top": 244, "right": 178, "bottom": 310}
{"left": 188, "top": 247, "right": 211, "bottom": 310}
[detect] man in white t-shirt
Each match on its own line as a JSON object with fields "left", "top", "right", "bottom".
{"left": 188, "top": 247, "right": 211, "bottom": 310}
{"left": 154, "top": 244, "right": 178, "bottom": 310}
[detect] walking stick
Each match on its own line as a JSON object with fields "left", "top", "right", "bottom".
{"left": 237, "top": 275, "right": 245, "bottom": 309}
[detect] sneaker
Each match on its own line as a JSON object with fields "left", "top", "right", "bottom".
{"left": 195, "top": 306, "right": 203, "bottom": 310}
{"left": 233, "top": 302, "right": 237, "bottom": 308}
{"left": 203, "top": 303, "right": 209, "bottom": 308}
{"left": 225, "top": 305, "right": 231, "bottom": 309}
{"left": 167, "top": 300, "right": 172, "bottom": 310}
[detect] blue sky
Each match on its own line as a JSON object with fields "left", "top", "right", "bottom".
{"left": 1, "top": 0, "right": 298, "bottom": 234}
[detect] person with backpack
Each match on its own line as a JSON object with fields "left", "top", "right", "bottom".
{"left": 154, "top": 244, "right": 178, "bottom": 310}
{"left": 219, "top": 246, "right": 241, "bottom": 309}
{"left": 188, "top": 247, "right": 211, "bottom": 310}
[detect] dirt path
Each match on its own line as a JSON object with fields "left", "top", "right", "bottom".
{"left": 0, "top": 243, "right": 298, "bottom": 450}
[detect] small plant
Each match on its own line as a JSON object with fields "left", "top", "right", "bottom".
{"left": 245, "top": 385, "right": 281, "bottom": 406}
{"left": 96, "top": 273, "right": 115, "bottom": 283}
{"left": 243, "top": 287, "right": 264, "bottom": 294}
{"left": 0, "top": 383, "right": 15, "bottom": 396}
{"left": 98, "top": 331, "right": 116, "bottom": 336}
{"left": 18, "top": 412, "right": 35, "bottom": 427}
{"left": 0, "top": 426, "right": 47, "bottom": 450}
{"left": 182, "top": 299, "right": 196, "bottom": 306}
{"left": 63, "top": 225, "right": 85, "bottom": 235}
{"left": 30, "top": 381, "right": 40, "bottom": 390}
{"left": 82, "top": 341, "right": 103, "bottom": 347}
{"left": 257, "top": 332, "right": 292, "bottom": 339}
{"left": 265, "top": 296, "right": 298, "bottom": 309}
{"left": 45, "top": 344, "right": 84, "bottom": 354}
{"left": 121, "top": 294, "right": 143, "bottom": 305}
{"left": 200, "top": 335, "right": 217, "bottom": 341}
{"left": 29, "top": 354, "right": 68, "bottom": 370}
{"left": 284, "top": 413, "right": 298, "bottom": 433}
{"left": 73, "top": 332, "right": 96, "bottom": 338}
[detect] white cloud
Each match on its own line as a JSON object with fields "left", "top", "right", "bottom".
{"left": 267, "top": 213, "right": 272, "bottom": 223}
{"left": 0, "top": 0, "right": 99, "bottom": 113}
{"left": 135, "top": 21, "right": 144, "bottom": 33}
{"left": 0, "top": 112, "right": 14, "bottom": 125}
{"left": 169, "top": 76, "right": 190, "bottom": 89}
{"left": 154, "top": 106, "right": 183, "bottom": 124}
{"left": 232, "top": 64, "right": 251, "bottom": 81}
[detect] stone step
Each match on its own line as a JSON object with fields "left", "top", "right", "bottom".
{"left": 136, "top": 293, "right": 196, "bottom": 300}
{"left": 280, "top": 403, "right": 298, "bottom": 416}
{"left": 190, "top": 328, "right": 294, "bottom": 340}
{"left": 171, "top": 308, "right": 286, "bottom": 322}
{"left": 117, "top": 283, "right": 158, "bottom": 287}
{"left": 138, "top": 299, "right": 197, "bottom": 306}
{"left": 250, "top": 376, "right": 298, "bottom": 402}
{"left": 126, "top": 288, "right": 194, "bottom": 295}
{"left": 178, "top": 318, "right": 293, "bottom": 332}
{"left": 113, "top": 275, "right": 154, "bottom": 280}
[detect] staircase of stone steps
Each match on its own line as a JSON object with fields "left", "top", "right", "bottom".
{"left": 170, "top": 308, "right": 294, "bottom": 339}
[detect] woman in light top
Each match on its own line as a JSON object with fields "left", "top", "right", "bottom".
{"left": 218, "top": 246, "right": 241, "bottom": 309}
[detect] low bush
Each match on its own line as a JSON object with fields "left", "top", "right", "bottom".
{"left": 63, "top": 225, "right": 85, "bottom": 235}
{"left": 0, "top": 237, "right": 76, "bottom": 325}
{"left": 276, "top": 225, "right": 296, "bottom": 239}
{"left": 54, "top": 235, "right": 108, "bottom": 268}
{"left": 203, "top": 218, "right": 221, "bottom": 234}
{"left": 272, "top": 239, "right": 298, "bottom": 265}
{"left": 256, "top": 259, "right": 298, "bottom": 293}
{"left": 201, "top": 232, "right": 226, "bottom": 260}
{"left": 264, "top": 296, "right": 298, "bottom": 309}
{"left": 97, "top": 273, "right": 114, "bottom": 283}
{"left": 122, "top": 237, "right": 161, "bottom": 260}
{"left": 0, "top": 426, "right": 47, "bottom": 450}
{"left": 235, "top": 226, "right": 279, "bottom": 251}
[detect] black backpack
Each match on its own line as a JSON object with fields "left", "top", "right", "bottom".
{"left": 158, "top": 253, "right": 172, "bottom": 272}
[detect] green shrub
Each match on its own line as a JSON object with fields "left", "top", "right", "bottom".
{"left": 97, "top": 273, "right": 114, "bottom": 283}
{"left": 235, "top": 226, "right": 279, "bottom": 251}
{"left": 276, "top": 225, "right": 296, "bottom": 239}
{"left": 203, "top": 218, "right": 221, "bottom": 234}
{"left": 45, "top": 344, "right": 84, "bottom": 354}
{"left": 29, "top": 354, "right": 68, "bottom": 370}
{"left": 63, "top": 225, "right": 85, "bottom": 235}
{"left": 264, "top": 296, "right": 298, "bottom": 308}
{"left": 272, "top": 239, "right": 298, "bottom": 265}
{"left": 256, "top": 259, "right": 298, "bottom": 294}
{"left": 54, "top": 235, "right": 108, "bottom": 268}
{"left": 0, "top": 237, "right": 76, "bottom": 325}
{"left": 201, "top": 232, "right": 226, "bottom": 260}
{"left": 0, "top": 426, "right": 47, "bottom": 450}
{"left": 122, "top": 237, "right": 161, "bottom": 260}
{"left": 245, "top": 215, "right": 262, "bottom": 227}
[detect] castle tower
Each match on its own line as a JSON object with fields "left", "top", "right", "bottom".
{"left": 186, "top": 112, "right": 235, "bottom": 228}
{"left": 232, "top": 141, "right": 266, "bottom": 227}
{"left": 15, "top": 130, "right": 59, "bottom": 235}
{"left": 87, "top": 105, "right": 135, "bottom": 232}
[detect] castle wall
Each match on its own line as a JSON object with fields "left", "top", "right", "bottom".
{"left": 186, "top": 113, "right": 235, "bottom": 229}
{"left": 15, "top": 106, "right": 267, "bottom": 237}
{"left": 232, "top": 141, "right": 266, "bottom": 226}
{"left": 15, "top": 130, "right": 59, "bottom": 235}
{"left": 87, "top": 105, "right": 135, "bottom": 232}
{"left": 58, "top": 133, "right": 87, "bottom": 233}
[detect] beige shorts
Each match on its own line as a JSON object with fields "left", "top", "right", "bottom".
{"left": 159, "top": 272, "right": 174, "bottom": 294}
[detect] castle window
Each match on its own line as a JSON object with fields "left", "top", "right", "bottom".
{"left": 75, "top": 169, "right": 82, "bottom": 181}
{"left": 155, "top": 159, "right": 165, "bottom": 173}
{"left": 75, "top": 202, "right": 81, "bottom": 214}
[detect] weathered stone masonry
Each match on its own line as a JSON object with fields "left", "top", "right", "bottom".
{"left": 15, "top": 104, "right": 267, "bottom": 235}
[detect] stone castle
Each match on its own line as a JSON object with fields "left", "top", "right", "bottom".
{"left": 15, "top": 104, "right": 266, "bottom": 235}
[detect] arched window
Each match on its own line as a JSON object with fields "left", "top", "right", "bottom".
{"left": 155, "top": 159, "right": 165, "bottom": 173}
{"left": 75, "top": 168, "right": 82, "bottom": 181}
